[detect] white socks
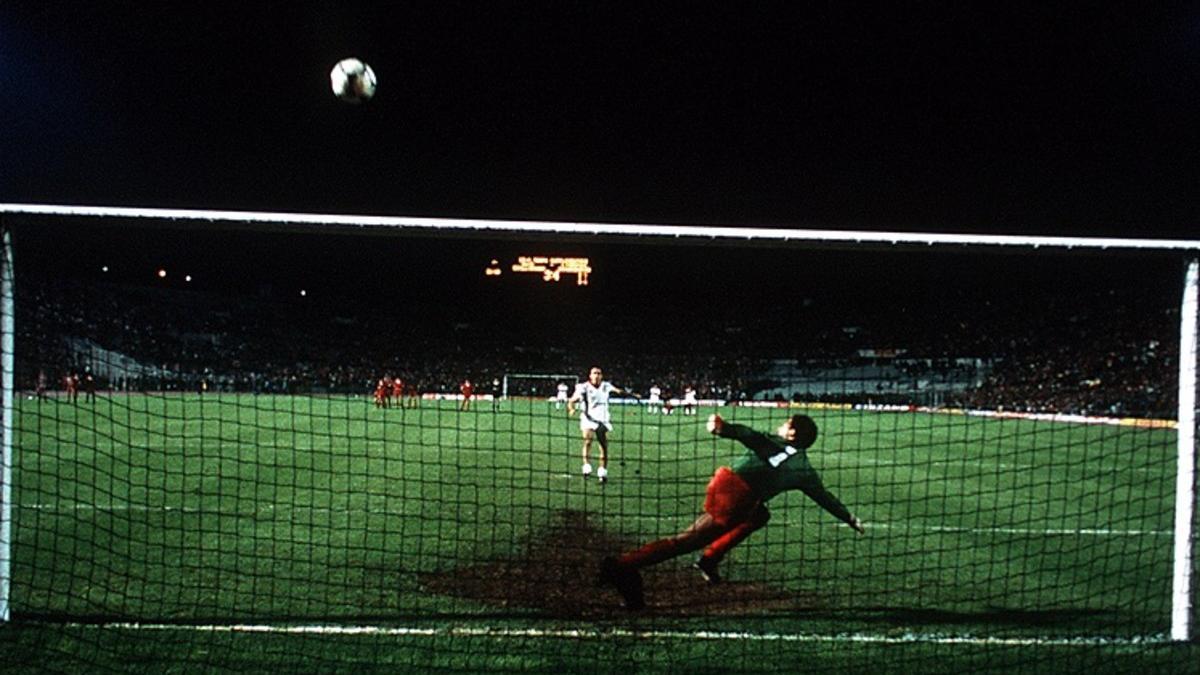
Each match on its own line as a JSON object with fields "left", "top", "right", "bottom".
{"left": 582, "top": 464, "right": 609, "bottom": 481}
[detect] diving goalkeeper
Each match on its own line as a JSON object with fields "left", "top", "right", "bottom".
{"left": 599, "top": 413, "right": 864, "bottom": 609}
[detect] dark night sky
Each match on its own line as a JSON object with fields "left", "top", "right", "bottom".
{"left": 2, "top": 2, "right": 1199, "bottom": 238}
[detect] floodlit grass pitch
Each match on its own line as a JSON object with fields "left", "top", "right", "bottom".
{"left": 3, "top": 395, "right": 1191, "bottom": 672}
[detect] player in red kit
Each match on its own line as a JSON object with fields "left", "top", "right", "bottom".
{"left": 460, "top": 379, "right": 474, "bottom": 411}
{"left": 374, "top": 378, "right": 388, "bottom": 408}
{"left": 65, "top": 373, "right": 79, "bottom": 403}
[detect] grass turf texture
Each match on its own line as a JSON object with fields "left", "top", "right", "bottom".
{"left": 3, "top": 394, "right": 1195, "bottom": 672}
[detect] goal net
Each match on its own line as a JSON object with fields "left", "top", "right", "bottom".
{"left": 0, "top": 205, "right": 1196, "bottom": 673}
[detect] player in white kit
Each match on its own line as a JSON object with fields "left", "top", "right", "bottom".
{"left": 683, "top": 386, "right": 698, "bottom": 415}
{"left": 555, "top": 382, "right": 570, "bottom": 409}
{"left": 567, "top": 366, "right": 636, "bottom": 483}
{"left": 647, "top": 384, "right": 662, "bottom": 414}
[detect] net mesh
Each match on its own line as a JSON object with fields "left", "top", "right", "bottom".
{"left": 1, "top": 216, "right": 1196, "bottom": 673}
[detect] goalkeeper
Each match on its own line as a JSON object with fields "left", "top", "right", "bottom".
{"left": 599, "top": 413, "right": 864, "bottom": 609}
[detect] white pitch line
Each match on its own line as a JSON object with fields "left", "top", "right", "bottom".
{"left": 816, "top": 454, "right": 1169, "bottom": 478}
{"left": 862, "top": 522, "right": 1172, "bottom": 538}
{"left": 16, "top": 502, "right": 1173, "bottom": 537}
{"left": 626, "top": 515, "right": 1172, "bottom": 537}
{"left": 61, "top": 622, "right": 1172, "bottom": 647}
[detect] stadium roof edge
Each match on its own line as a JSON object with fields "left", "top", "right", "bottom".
{"left": 3, "top": 203, "right": 1199, "bottom": 252}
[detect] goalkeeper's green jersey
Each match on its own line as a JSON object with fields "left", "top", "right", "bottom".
{"left": 719, "top": 422, "right": 854, "bottom": 525}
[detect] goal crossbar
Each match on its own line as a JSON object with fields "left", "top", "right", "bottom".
{"left": 2, "top": 203, "right": 1199, "bottom": 252}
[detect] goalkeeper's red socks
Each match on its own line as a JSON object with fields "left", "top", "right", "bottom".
{"left": 702, "top": 521, "right": 756, "bottom": 562}
{"left": 704, "top": 508, "right": 770, "bottom": 562}
{"left": 618, "top": 539, "right": 680, "bottom": 570}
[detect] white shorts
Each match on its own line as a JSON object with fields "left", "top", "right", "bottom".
{"left": 580, "top": 416, "right": 611, "bottom": 433}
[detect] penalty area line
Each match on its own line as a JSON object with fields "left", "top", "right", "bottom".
{"left": 62, "top": 622, "right": 1172, "bottom": 647}
{"left": 17, "top": 503, "right": 1173, "bottom": 537}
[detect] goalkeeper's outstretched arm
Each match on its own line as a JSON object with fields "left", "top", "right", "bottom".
{"left": 803, "top": 482, "right": 865, "bottom": 534}
{"left": 706, "top": 414, "right": 785, "bottom": 461}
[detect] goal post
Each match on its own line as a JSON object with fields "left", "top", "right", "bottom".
{"left": 0, "top": 227, "right": 13, "bottom": 623}
{"left": 1173, "top": 258, "right": 1199, "bottom": 641}
{"left": 0, "top": 203, "right": 1198, "bottom": 671}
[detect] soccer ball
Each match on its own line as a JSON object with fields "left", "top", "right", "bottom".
{"left": 330, "top": 58, "right": 377, "bottom": 103}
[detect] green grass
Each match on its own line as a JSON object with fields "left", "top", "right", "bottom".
{"left": 3, "top": 394, "right": 1197, "bottom": 673}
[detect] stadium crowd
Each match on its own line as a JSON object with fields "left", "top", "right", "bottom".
{"left": 18, "top": 275, "right": 1181, "bottom": 418}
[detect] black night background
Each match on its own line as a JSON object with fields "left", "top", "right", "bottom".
{"left": 0, "top": 2, "right": 1194, "bottom": 402}
{"left": 2, "top": 3, "right": 1197, "bottom": 237}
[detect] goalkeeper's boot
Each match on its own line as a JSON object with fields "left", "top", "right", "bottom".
{"left": 582, "top": 463, "right": 593, "bottom": 479}
{"left": 598, "top": 556, "right": 645, "bottom": 610}
{"left": 596, "top": 466, "right": 608, "bottom": 484}
{"left": 694, "top": 556, "right": 721, "bottom": 585}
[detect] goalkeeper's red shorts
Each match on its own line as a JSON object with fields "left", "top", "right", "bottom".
{"left": 703, "top": 466, "right": 759, "bottom": 527}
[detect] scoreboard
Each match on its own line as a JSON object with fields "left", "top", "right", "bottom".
{"left": 484, "top": 256, "right": 592, "bottom": 286}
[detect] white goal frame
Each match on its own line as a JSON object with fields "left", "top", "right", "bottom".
{"left": 0, "top": 202, "right": 1196, "bottom": 641}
